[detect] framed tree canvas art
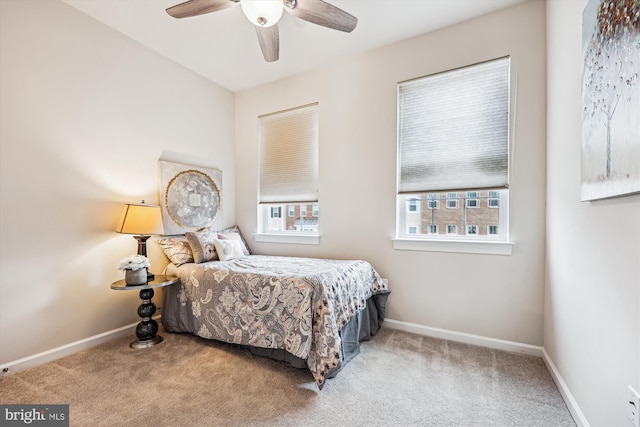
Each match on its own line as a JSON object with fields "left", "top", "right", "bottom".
{"left": 581, "top": 0, "right": 640, "bottom": 201}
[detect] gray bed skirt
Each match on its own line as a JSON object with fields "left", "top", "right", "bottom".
{"left": 162, "top": 288, "right": 389, "bottom": 375}
{"left": 245, "top": 293, "right": 388, "bottom": 375}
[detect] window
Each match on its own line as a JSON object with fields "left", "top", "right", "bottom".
{"left": 427, "top": 193, "right": 439, "bottom": 209}
{"left": 488, "top": 191, "right": 499, "bottom": 208}
{"left": 408, "top": 226, "right": 417, "bottom": 234}
{"left": 400, "top": 190, "right": 505, "bottom": 239}
{"left": 261, "top": 202, "right": 318, "bottom": 233}
{"left": 396, "top": 57, "right": 510, "bottom": 246}
{"left": 312, "top": 204, "right": 319, "bottom": 216}
{"left": 446, "top": 193, "right": 459, "bottom": 209}
{"left": 258, "top": 103, "right": 319, "bottom": 236}
{"left": 466, "top": 192, "right": 479, "bottom": 208}
{"left": 408, "top": 199, "right": 418, "bottom": 212}
{"left": 428, "top": 224, "right": 438, "bottom": 234}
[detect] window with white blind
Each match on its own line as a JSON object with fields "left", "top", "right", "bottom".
{"left": 395, "top": 57, "right": 513, "bottom": 254}
{"left": 257, "top": 103, "right": 319, "bottom": 242}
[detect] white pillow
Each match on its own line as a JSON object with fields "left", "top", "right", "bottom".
{"left": 213, "top": 239, "right": 245, "bottom": 261}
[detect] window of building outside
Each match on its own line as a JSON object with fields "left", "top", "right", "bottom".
{"left": 427, "top": 193, "right": 439, "bottom": 209}
{"left": 466, "top": 191, "right": 479, "bottom": 208}
{"left": 257, "top": 103, "right": 319, "bottom": 239}
{"left": 446, "top": 192, "right": 459, "bottom": 209}
{"left": 395, "top": 56, "right": 511, "bottom": 251}
{"left": 488, "top": 191, "right": 500, "bottom": 208}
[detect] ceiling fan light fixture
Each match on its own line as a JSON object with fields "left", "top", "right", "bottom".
{"left": 241, "top": 0, "right": 283, "bottom": 27}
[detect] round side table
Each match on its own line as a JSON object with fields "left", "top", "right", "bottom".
{"left": 111, "top": 275, "right": 179, "bottom": 349}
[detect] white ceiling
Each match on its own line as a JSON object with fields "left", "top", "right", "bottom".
{"left": 62, "top": 0, "right": 525, "bottom": 93}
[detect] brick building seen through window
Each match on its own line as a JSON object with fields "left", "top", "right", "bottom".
{"left": 266, "top": 203, "right": 318, "bottom": 233}
{"left": 405, "top": 191, "right": 501, "bottom": 236}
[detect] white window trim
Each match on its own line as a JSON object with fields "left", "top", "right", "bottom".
{"left": 254, "top": 232, "right": 320, "bottom": 245}
{"left": 392, "top": 238, "right": 514, "bottom": 256}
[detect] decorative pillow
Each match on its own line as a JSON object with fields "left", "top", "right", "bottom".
{"left": 213, "top": 239, "right": 245, "bottom": 261}
{"left": 158, "top": 237, "right": 194, "bottom": 266}
{"left": 185, "top": 228, "right": 219, "bottom": 264}
{"left": 217, "top": 230, "right": 250, "bottom": 256}
{"left": 217, "top": 225, "right": 251, "bottom": 255}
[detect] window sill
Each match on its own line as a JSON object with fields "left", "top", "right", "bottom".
{"left": 254, "top": 233, "right": 320, "bottom": 245}
{"left": 392, "top": 238, "right": 514, "bottom": 255}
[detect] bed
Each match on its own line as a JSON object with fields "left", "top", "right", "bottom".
{"left": 158, "top": 229, "right": 389, "bottom": 389}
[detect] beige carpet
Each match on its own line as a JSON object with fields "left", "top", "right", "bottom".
{"left": 0, "top": 327, "right": 575, "bottom": 426}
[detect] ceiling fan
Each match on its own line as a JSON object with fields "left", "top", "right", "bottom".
{"left": 166, "top": 0, "right": 357, "bottom": 62}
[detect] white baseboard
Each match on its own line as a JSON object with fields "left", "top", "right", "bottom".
{"left": 383, "top": 318, "right": 543, "bottom": 357}
{"left": 542, "top": 348, "right": 590, "bottom": 427}
{"left": 0, "top": 322, "right": 138, "bottom": 377}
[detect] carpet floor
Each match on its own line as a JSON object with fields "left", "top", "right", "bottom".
{"left": 0, "top": 326, "right": 575, "bottom": 426}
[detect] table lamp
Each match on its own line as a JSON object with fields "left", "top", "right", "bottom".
{"left": 115, "top": 200, "right": 164, "bottom": 281}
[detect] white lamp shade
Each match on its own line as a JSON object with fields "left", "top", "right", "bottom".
{"left": 241, "top": 0, "right": 283, "bottom": 27}
{"left": 116, "top": 203, "right": 164, "bottom": 235}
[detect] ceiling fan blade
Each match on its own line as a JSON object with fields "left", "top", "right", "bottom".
{"left": 166, "top": 0, "right": 238, "bottom": 19}
{"left": 255, "top": 24, "right": 279, "bottom": 62}
{"left": 284, "top": 0, "right": 357, "bottom": 33}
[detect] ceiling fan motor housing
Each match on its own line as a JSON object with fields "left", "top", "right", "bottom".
{"left": 241, "top": 0, "right": 283, "bottom": 27}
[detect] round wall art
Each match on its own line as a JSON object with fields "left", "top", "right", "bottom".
{"left": 165, "top": 169, "right": 220, "bottom": 230}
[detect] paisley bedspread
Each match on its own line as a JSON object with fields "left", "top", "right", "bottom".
{"left": 162, "top": 255, "right": 389, "bottom": 389}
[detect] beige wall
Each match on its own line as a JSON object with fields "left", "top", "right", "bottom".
{"left": 0, "top": 0, "right": 235, "bottom": 364}
{"left": 2, "top": 1, "right": 637, "bottom": 424}
{"left": 235, "top": 1, "right": 547, "bottom": 345}
{"left": 545, "top": 1, "right": 640, "bottom": 425}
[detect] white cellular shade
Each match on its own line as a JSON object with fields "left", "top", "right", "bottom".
{"left": 259, "top": 103, "right": 318, "bottom": 203}
{"left": 398, "top": 57, "right": 510, "bottom": 194}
